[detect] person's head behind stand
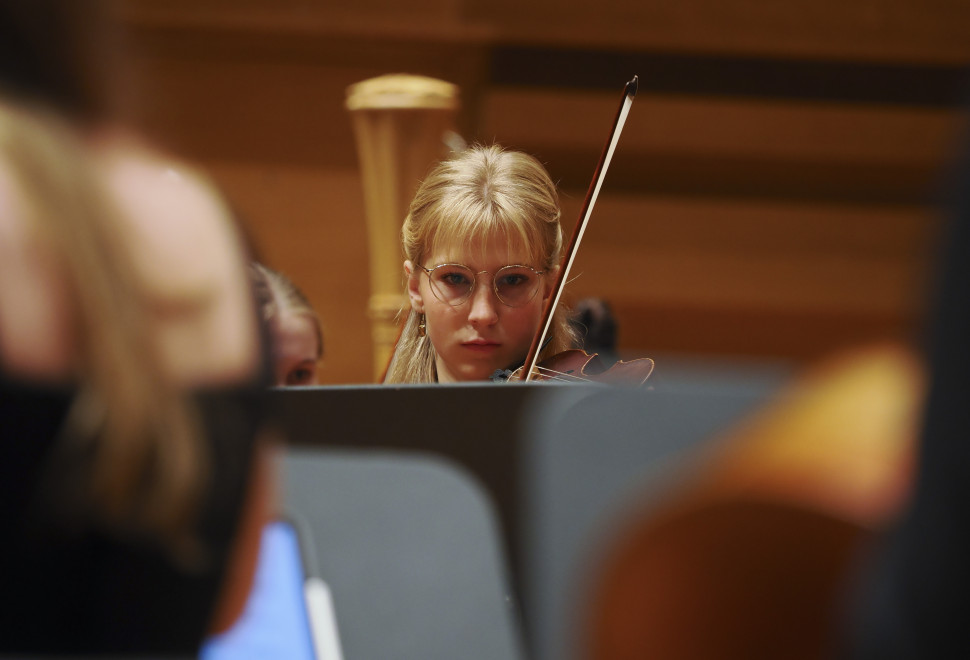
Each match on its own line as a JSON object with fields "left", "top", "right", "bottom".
{"left": 385, "top": 143, "right": 576, "bottom": 383}
{"left": 251, "top": 262, "right": 324, "bottom": 386}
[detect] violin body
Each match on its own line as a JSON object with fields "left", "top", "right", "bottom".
{"left": 506, "top": 349, "right": 655, "bottom": 386}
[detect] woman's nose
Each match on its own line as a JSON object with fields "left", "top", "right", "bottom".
{"left": 467, "top": 278, "right": 499, "bottom": 325}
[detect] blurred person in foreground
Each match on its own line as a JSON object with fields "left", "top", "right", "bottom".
{"left": 844, "top": 108, "right": 970, "bottom": 659}
{"left": 0, "top": 0, "right": 275, "bottom": 654}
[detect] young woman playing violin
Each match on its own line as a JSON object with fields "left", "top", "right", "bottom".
{"left": 384, "top": 144, "right": 577, "bottom": 383}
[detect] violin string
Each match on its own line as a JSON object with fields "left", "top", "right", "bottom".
{"left": 534, "top": 372, "right": 583, "bottom": 383}
{"left": 528, "top": 365, "right": 575, "bottom": 382}
{"left": 539, "top": 365, "right": 600, "bottom": 382}
{"left": 532, "top": 358, "right": 657, "bottom": 384}
{"left": 532, "top": 365, "right": 596, "bottom": 383}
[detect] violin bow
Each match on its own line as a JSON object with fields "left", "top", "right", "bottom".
{"left": 519, "top": 75, "right": 638, "bottom": 382}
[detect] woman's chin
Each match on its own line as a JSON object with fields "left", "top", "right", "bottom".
{"left": 438, "top": 361, "right": 500, "bottom": 383}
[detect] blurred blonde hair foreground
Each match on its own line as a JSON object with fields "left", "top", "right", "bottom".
{"left": 0, "top": 99, "right": 208, "bottom": 557}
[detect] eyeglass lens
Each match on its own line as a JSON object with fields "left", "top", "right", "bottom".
{"left": 427, "top": 264, "right": 541, "bottom": 307}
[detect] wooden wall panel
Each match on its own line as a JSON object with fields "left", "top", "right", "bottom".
{"left": 481, "top": 88, "right": 961, "bottom": 200}
{"left": 116, "top": 0, "right": 968, "bottom": 381}
{"left": 480, "top": 87, "right": 950, "bottom": 361}
{"left": 558, "top": 195, "right": 936, "bottom": 360}
{"left": 120, "top": 0, "right": 475, "bottom": 34}
{"left": 486, "top": 90, "right": 957, "bottom": 166}
{"left": 202, "top": 164, "right": 372, "bottom": 385}
{"left": 467, "top": 0, "right": 970, "bottom": 63}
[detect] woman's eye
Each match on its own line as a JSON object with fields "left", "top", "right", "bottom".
{"left": 499, "top": 274, "right": 528, "bottom": 287}
{"left": 440, "top": 272, "right": 470, "bottom": 287}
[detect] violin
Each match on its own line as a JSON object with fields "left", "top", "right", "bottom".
{"left": 501, "top": 349, "right": 655, "bottom": 385}
{"left": 507, "top": 75, "right": 655, "bottom": 386}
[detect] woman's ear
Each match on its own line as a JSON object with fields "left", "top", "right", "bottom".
{"left": 542, "top": 266, "right": 560, "bottom": 300}
{"left": 404, "top": 261, "right": 424, "bottom": 313}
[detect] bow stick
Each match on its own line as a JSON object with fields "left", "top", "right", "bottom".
{"left": 519, "top": 75, "right": 638, "bottom": 381}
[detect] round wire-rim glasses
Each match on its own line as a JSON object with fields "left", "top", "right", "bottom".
{"left": 419, "top": 263, "right": 546, "bottom": 308}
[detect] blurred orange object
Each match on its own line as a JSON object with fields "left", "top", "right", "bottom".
{"left": 584, "top": 342, "right": 925, "bottom": 660}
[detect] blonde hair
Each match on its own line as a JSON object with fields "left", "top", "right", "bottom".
{"left": 250, "top": 262, "right": 323, "bottom": 359}
{"left": 385, "top": 143, "right": 575, "bottom": 383}
{"left": 1, "top": 100, "right": 207, "bottom": 563}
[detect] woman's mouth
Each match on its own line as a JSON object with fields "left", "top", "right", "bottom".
{"left": 462, "top": 340, "right": 500, "bottom": 352}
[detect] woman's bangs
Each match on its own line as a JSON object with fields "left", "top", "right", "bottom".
{"left": 427, "top": 206, "right": 544, "bottom": 266}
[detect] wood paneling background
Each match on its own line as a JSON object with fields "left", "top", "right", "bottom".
{"left": 117, "top": 0, "right": 970, "bottom": 383}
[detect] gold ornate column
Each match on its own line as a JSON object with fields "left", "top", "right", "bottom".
{"left": 346, "top": 74, "right": 460, "bottom": 381}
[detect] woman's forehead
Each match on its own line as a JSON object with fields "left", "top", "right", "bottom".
{"left": 426, "top": 232, "right": 536, "bottom": 267}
